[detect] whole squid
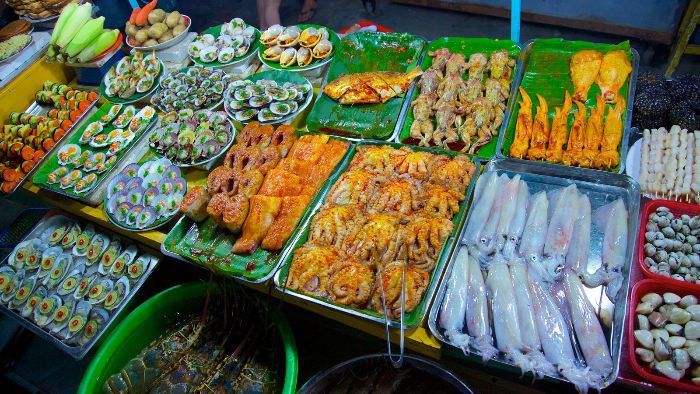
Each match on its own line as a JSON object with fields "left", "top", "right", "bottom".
{"left": 495, "top": 175, "right": 522, "bottom": 252}
{"left": 542, "top": 184, "right": 580, "bottom": 281}
{"left": 519, "top": 191, "right": 549, "bottom": 273}
{"left": 503, "top": 180, "right": 530, "bottom": 259}
{"left": 565, "top": 194, "right": 591, "bottom": 274}
{"left": 486, "top": 254, "right": 534, "bottom": 375}
{"left": 465, "top": 246, "right": 497, "bottom": 360}
{"left": 563, "top": 269, "right": 613, "bottom": 388}
{"left": 439, "top": 246, "right": 470, "bottom": 350}
{"left": 528, "top": 269, "right": 590, "bottom": 393}
{"left": 463, "top": 171, "right": 499, "bottom": 246}
{"left": 476, "top": 174, "right": 511, "bottom": 255}
{"left": 591, "top": 198, "right": 628, "bottom": 301}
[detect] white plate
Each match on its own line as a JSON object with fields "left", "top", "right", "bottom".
{"left": 625, "top": 138, "right": 641, "bottom": 182}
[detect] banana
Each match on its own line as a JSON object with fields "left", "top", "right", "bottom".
{"left": 50, "top": 2, "right": 78, "bottom": 45}
{"left": 63, "top": 16, "right": 104, "bottom": 58}
{"left": 75, "top": 29, "right": 119, "bottom": 64}
{"left": 56, "top": 3, "right": 93, "bottom": 48}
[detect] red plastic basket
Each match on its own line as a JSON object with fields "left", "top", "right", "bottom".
{"left": 637, "top": 199, "right": 700, "bottom": 289}
{"left": 627, "top": 279, "right": 700, "bottom": 392}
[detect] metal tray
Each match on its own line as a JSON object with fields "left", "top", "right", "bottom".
{"left": 0, "top": 210, "right": 160, "bottom": 360}
{"left": 2, "top": 95, "right": 99, "bottom": 196}
{"left": 161, "top": 134, "right": 356, "bottom": 284}
{"left": 394, "top": 37, "right": 525, "bottom": 162}
{"left": 33, "top": 105, "right": 158, "bottom": 206}
{"left": 428, "top": 157, "right": 641, "bottom": 389}
{"left": 273, "top": 142, "right": 481, "bottom": 328}
{"left": 494, "top": 39, "right": 640, "bottom": 175}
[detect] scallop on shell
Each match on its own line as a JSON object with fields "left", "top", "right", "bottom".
{"left": 279, "top": 47, "right": 297, "bottom": 68}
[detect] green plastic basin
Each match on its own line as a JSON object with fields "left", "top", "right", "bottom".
{"left": 78, "top": 281, "right": 298, "bottom": 393}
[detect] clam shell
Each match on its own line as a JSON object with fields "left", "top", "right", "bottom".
{"left": 126, "top": 186, "right": 146, "bottom": 206}
{"left": 1, "top": 268, "right": 24, "bottom": 304}
{"left": 87, "top": 278, "right": 113, "bottom": 305}
{"left": 72, "top": 224, "right": 96, "bottom": 257}
{"left": 9, "top": 274, "right": 37, "bottom": 309}
{"left": 34, "top": 294, "right": 62, "bottom": 327}
{"left": 86, "top": 234, "right": 110, "bottom": 264}
{"left": 122, "top": 163, "right": 140, "bottom": 178}
{"left": 296, "top": 46, "right": 312, "bottom": 67}
{"left": 49, "top": 299, "right": 76, "bottom": 337}
{"left": 142, "top": 173, "right": 161, "bottom": 190}
{"left": 269, "top": 101, "right": 292, "bottom": 116}
{"left": 104, "top": 276, "right": 130, "bottom": 310}
{"left": 258, "top": 107, "right": 283, "bottom": 123}
{"left": 125, "top": 205, "right": 144, "bottom": 228}
{"left": 260, "top": 24, "right": 283, "bottom": 46}
{"left": 43, "top": 254, "right": 72, "bottom": 290}
{"left": 38, "top": 247, "right": 63, "bottom": 278}
{"left": 79, "top": 308, "right": 109, "bottom": 345}
{"left": 164, "top": 165, "right": 181, "bottom": 180}
{"left": 74, "top": 266, "right": 98, "bottom": 299}
{"left": 218, "top": 47, "right": 236, "bottom": 64}
{"left": 57, "top": 258, "right": 86, "bottom": 296}
{"left": 98, "top": 239, "right": 122, "bottom": 274}
{"left": 143, "top": 187, "right": 159, "bottom": 206}
{"left": 249, "top": 94, "right": 272, "bottom": 108}
{"left": 136, "top": 206, "right": 157, "bottom": 228}
{"left": 64, "top": 300, "right": 91, "bottom": 340}
{"left": 127, "top": 255, "right": 151, "bottom": 282}
{"left": 110, "top": 245, "right": 137, "bottom": 277}
{"left": 262, "top": 45, "right": 284, "bottom": 62}
{"left": 21, "top": 286, "right": 47, "bottom": 318}
{"left": 312, "top": 39, "right": 333, "bottom": 59}
{"left": 157, "top": 178, "right": 175, "bottom": 195}
{"left": 107, "top": 174, "right": 130, "bottom": 199}
{"left": 279, "top": 47, "right": 297, "bottom": 67}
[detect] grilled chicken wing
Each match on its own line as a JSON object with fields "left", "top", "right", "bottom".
{"left": 596, "top": 50, "right": 631, "bottom": 103}
{"left": 323, "top": 68, "right": 423, "bottom": 104}
{"left": 581, "top": 94, "right": 605, "bottom": 167}
{"left": 594, "top": 98, "right": 625, "bottom": 169}
{"left": 526, "top": 94, "right": 550, "bottom": 161}
{"left": 562, "top": 101, "right": 588, "bottom": 166}
{"left": 570, "top": 50, "right": 602, "bottom": 102}
{"left": 509, "top": 87, "right": 533, "bottom": 159}
{"left": 545, "top": 90, "right": 573, "bottom": 163}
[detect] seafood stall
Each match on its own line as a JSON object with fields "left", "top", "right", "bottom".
{"left": 1, "top": 2, "right": 700, "bottom": 393}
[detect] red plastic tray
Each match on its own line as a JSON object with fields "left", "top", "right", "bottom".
{"left": 339, "top": 20, "right": 393, "bottom": 34}
{"left": 637, "top": 199, "right": 700, "bottom": 289}
{"left": 627, "top": 279, "right": 700, "bottom": 392}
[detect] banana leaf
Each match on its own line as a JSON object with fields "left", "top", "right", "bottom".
{"left": 306, "top": 32, "right": 427, "bottom": 140}
{"left": 498, "top": 38, "right": 637, "bottom": 173}
{"left": 398, "top": 37, "right": 521, "bottom": 159}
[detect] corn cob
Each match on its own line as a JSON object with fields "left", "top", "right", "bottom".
{"left": 64, "top": 16, "right": 104, "bottom": 58}
{"left": 75, "top": 29, "right": 118, "bottom": 63}
{"left": 49, "top": 2, "right": 78, "bottom": 45}
{"left": 55, "top": 3, "right": 92, "bottom": 48}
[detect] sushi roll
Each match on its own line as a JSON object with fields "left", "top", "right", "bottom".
{"left": 179, "top": 186, "right": 210, "bottom": 222}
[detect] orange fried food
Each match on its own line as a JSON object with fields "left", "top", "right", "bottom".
{"left": 232, "top": 195, "right": 282, "bottom": 254}
{"left": 206, "top": 192, "right": 230, "bottom": 225}
{"left": 580, "top": 94, "right": 606, "bottom": 168}
{"left": 276, "top": 158, "right": 314, "bottom": 178}
{"left": 526, "top": 94, "right": 550, "bottom": 161}
{"left": 370, "top": 261, "right": 430, "bottom": 319}
{"left": 286, "top": 244, "right": 344, "bottom": 297}
{"left": 327, "top": 169, "right": 381, "bottom": 208}
{"left": 545, "top": 90, "right": 572, "bottom": 163}
{"left": 345, "top": 213, "right": 400, "bottom": 267}
{"left": 309, "top": 205, "right": 361, "bottom": 247}
{"left": 367, "top": 178, "right": 418, "bottom": 215}
{"left": 222, "top": 194, "right": 250, "bottom": 233}
{"left": 394, "top": 149, "right": 433, "bottom": 179}
{"left": 238, "top": 122, "right": 273, "bottom": 148}
{"left": 225, "top": 145, "right": 261, "bottom": 171}
{"left": 570, "top": 50, "right": 603, "bottom": 102}
{"left": 428, "top": 154, "right": 475, "bottom": 195}
{"left": 258, "top": 168, "right": 304, "bottom": 196}
{"left": 305, "top": 139, "right": 349, "bottom": 192}
{"left": 262, "top": 195, "right": 312, "bottom": 250}
{"left": 562, "top": 101, "right": 588, "bottom": 166}
{"left": 237, "top": 170, "right": 265, "bottom": 197}
{"left": 327, "top": 257, "right": 374, "bottom": 307}
{"left": 397, "top": 215, "right": 454, "bottom": 272}
{"left": 421, "top": 184, "right": 464, "bottom": 219}
{"left": 323, "top": 68, "right": 422, "bottom": 104}
{"left": 594, "top": 98, "right": 625, "bottom": 169}
{"left": 179, "top": 186, "right": 211, "bottom": 222}
{"left": 269, "top": 124, "right": 297, "bottom": 157}
{"left": 349, "top": 145, "right": 407, "bottom": 173}
{"left": 254, "top": 146, "right": 281, "bottom": 175}
{"left": 596, "top": 50, "right": 631, "bottom": 103}
{"left": 287, "top": 139, "right": 326, "bottom": 164}
{"left": 509, "top": 87, "right": 533, "bottom": 159}
{"left": 206, "top": 166, "right": 236, "bottom": 194}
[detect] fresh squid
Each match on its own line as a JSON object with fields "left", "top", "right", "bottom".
{"left": 509, "top": 258, "right": 556, "bottom": 377}
{"left": 542, "top": 184, "right": 580, "bottom": 281}
{"left": 565, "top": 193, "right": 591, "bottom": 275}
{"left": 503, "top": 180, "right": 530, "bottom": 259}
{"left": 485, "top": 254, "right": 534, "bottom": 375}
{"left": 494, "top": 175, "right": 522, "bottom": 252}
{"left": 528, "top": 269, "right": 590, "bottom": 394}
{"left": 465, "top": 246, "right": 497, "bottom": 360}
{"left": 518, "top": 191, "right": 549, "bottom": 272}
{"left": 591, "top": 198, "right": 628, "bottom": 301}
{"left": 477, "top": 174, "right": 510, "bottom": 255}
{"left": 563, "top": 269, "right": 613, "bottom": 387}
{"left": 463, "top": 171, "right": 499, "bottom": 246}
{"left": 439, "top": 246, "right": 470, "bottom": 350}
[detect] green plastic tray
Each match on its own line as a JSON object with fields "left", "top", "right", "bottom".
{"left": 161, "top": 135, "right": 356, "bottom": 283}
{"left": 190, "top": 24, "right": 261, "bottom": 68}
{"left": 305, "top": 32, "right": 427, "bottom": 140}
{"left": 32, "top": 103, "right": 157, "bottom": 200}
{"left": 274, "top": 141, "right": 480, "bottom": 328}
{"left": 78, "top": 281, "right": 298, "bottom": 394}
{"left": 398, "top": 37, "right": 521, "bottom": 160}
{"left": 257, "top": 24, "right": 340, "bottom": 72}
{"left": 497, "top": 38, "right": 637, "bottom": 173}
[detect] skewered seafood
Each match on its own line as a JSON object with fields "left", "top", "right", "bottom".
{"left": 286, "top": 145, "right": 474, "bottom": 319}
{"left": 408, "top": 48, "right": 514, "bottom": 153}
{"left": 570, "top": 50, "right": 603, "bottom": 102}
{"left": 323, "top": 68, "right": 422, "bottom": 104}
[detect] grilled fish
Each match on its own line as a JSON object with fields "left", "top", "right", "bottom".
{"left": 323, "top": 67, "right": 423, "bottom": 104}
